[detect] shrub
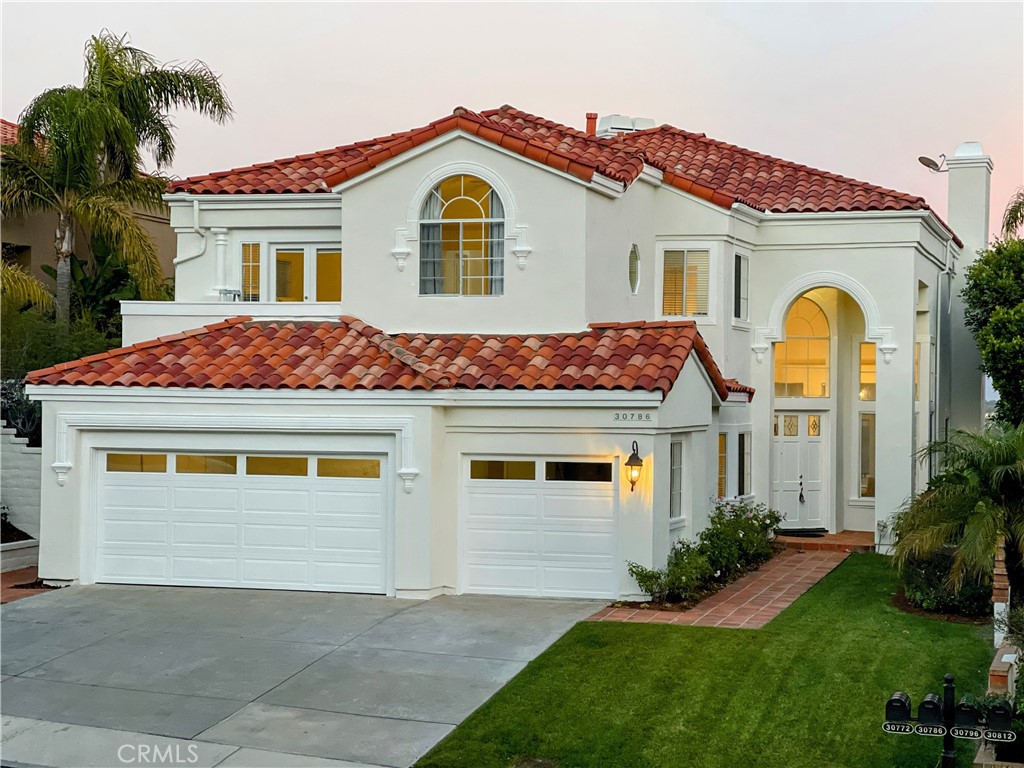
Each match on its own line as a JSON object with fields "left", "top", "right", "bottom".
{"left": 899, "top": 549, "right": 992, "bottom": 617}
{"left": 627, "top": 499, "right": 783, "bottom": 603}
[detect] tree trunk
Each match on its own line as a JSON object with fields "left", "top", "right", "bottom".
{"left": 54, "top": 212, "right": 74, "bottom": 328}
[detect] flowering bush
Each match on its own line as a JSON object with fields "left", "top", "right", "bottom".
{"left": 627, "top": 499, "right": 783, "bottom": 604}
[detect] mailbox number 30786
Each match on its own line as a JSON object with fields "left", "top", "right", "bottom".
{"left": 614, "top": 413, "right": 652, "bottom": 421}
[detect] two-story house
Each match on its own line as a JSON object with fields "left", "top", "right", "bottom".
{"left": 25, "top": 106, "right": 992, "bottom": 600}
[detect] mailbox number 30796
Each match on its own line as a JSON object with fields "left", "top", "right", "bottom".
{"left": 614, "top": 413, "right": 652, "bottom": 421}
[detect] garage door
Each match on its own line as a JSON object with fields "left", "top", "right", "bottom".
{"left": 462, "top": 457, "right": 617, "bottom": 598}
{"left": 97, "top": 451, "right": 388, "bottom": 593}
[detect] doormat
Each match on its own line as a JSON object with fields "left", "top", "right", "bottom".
{"left": 777, "top": 528, "right": 827, "bottom": 538}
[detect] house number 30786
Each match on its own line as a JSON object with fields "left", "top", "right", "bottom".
{"left": 614, "top": 413, "right": 652, "bottom": 421}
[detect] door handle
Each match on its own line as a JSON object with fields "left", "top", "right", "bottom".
{"left": 799, "top": 474, "right": 805, "bottom": 504}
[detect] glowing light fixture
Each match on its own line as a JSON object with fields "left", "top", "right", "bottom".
{"left": 625, "top": 441, "right": 643, "bottom": 492}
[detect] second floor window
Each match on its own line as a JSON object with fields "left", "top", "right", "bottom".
{"left": 420, "top": 175, "right": 505, "bottom": 297}
{"left": 734, "top": 253, "right": 749, "bottom": 320}
{"left": 240, "top": 243, "right": 341, "bottom": 302}
{"left": 662, "top": 249, "right": 709, "bottom": 316}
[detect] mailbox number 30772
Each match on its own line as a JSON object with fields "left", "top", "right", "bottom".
{"left": 614, "top": 412, "right": 652, "bottom": 421}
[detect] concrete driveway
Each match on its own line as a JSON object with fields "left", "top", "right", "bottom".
{"left": 0, "top": 585, "right": 597, "bottom": 767}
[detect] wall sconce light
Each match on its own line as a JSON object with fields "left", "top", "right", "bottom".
{"left": 625, "top": 441, "right": 643, "bottom": 492}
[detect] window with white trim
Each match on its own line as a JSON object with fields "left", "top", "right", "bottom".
{"left": 419, "top": 175, "right": 505, "bottom": 296}
{"left": 662, "top": 248, "right": 710, "bottom": 316}
{"left": 733, "top": 253, "right": 749, "bottom": 320}
{"left": 240, "top": 243, "right": 341, "bottom": 302}
{"left": 738, "top": 432, "right": 752, "bottom": 496}
{"left": 717, "top": 433, "right": 728, "bottom": 497}
{"left": 669, "top": 440, "right": 684, "bottom": 519}
{"left": 628, "top": 243, "right": 640, "bottom": 294}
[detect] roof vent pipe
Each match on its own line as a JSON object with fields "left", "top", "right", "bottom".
{"left": 585, "top": 112, "right": 597, "bottom": 136}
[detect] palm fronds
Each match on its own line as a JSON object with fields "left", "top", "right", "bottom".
{"left": 1003, "top": 187, "right": 1024, "bottom": 238}
{"left": 1, "top": 262, "right": 54, "bottom": 311}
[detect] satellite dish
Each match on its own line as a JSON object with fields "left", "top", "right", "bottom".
{"left": 918, "top": 155, "right": 946, "bottom": 172}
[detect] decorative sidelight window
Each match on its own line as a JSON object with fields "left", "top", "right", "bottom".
{"left": 774, "top": 297, "right": 830, "bottom": 397}
{"left": 419, "top": 175, "right": 505, "bottom": 296}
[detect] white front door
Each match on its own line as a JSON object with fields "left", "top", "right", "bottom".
{"left": 771, "top": 412, "right": 828, "bottom": 530}
{"left": 461, "top": 457, "right": 618, "bottom": 599}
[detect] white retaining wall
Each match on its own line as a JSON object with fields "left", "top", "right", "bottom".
{"left": 1, "top": 421, "right": 41, "bottom": 539}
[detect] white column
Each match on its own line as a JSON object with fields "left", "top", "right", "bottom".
{"left": 873, "top": 324, "right": 916, "bottom": 545}
{"left": 212, "top": 227, "right": 229, "bottom": 298}
{"left": 749, "top": 342, "right": 774, "bottom": 508}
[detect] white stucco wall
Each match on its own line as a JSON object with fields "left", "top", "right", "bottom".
{"left": 1, "top": 421, "right": 41, "bottom": 539}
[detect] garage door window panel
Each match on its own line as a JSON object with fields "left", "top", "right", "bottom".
{"left": 544, "top": 461, "right": 612, "bottom": 483}
{"left": 470, "top": 460, "right": 537, "bottom": 480}
{"left": 176, "top": 455, "right": 238, "bottom": 475}
{"left": 317, "top": 458, "right": 381, "bottom": 479}
{"left": 106, "top": 453, "right": 167, "bottom": 473}
{"left": 245, "top": 456, "right": 308, "bottom": 476}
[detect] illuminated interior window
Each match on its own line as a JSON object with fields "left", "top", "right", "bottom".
{"left": 316, "top": 249, "right": 342, "bottom": 302}
{"left": 773, "top": 297, "right": 830, "bottom": 397}
{"left": 914, "top": 342, "right": 921, "bottom": 402}
{"left": 176, "top": 455, "right": 237, "bottom": 475}
{"left": 241, "top": 243, "right": 260, "bottom": 302}
{"left": 860, "top": 413, "right": 876, "bottom": 498}
{"left": 106, "top": 453, "right": 167, "bottom": 473}
{"left": 469, "top": 460, "right": 536, "bottom": 480}
{"left": 859, "top": 343, "right": 876, "bottom": 401}
{"left": 420, "top": 175, "right": 504, "bottom": 297}
{"left": 717, "top": 433, "right": 728, "bottom": 497}
{"left": 663, "top": 249, "right": 709, "bottom": 316}
{"left": 275, "top": 249, "right": 304, "bottom": 302}
{"left": 246, "top": 456, "right": 308, "bottom": 476}
{"left": 317, "top": 458, "right": 381, "bottom": 479}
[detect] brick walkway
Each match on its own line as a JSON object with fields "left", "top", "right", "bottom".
{"left": 588, "top": 550, "right": 849, "bottom": 629}
{"left": 1, "top": 566, "right": 53, "bottom": 604}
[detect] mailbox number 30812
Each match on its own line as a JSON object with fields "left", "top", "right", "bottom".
{"left": 614, "top": 413, "right": 652, "bottom": 421}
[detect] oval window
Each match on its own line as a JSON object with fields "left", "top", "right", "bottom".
{"left": 628, "top": 243, "right": 640, "bottom": 294}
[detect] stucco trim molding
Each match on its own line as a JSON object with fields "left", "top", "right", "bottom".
{"left": 50, "top": 412, "right": 419, "bottom": 492}
{"left": 391, "top": 161, "right": 532, "bottom": 271}
{"left": 752, "top": 270, "right": 897, "bottom": 364}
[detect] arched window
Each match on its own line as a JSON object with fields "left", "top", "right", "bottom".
{"left": 419, "top": 175, "right": 505, "bottom": 296}
{"left": 774, "top": 296, "right": 830, "bottom": 397}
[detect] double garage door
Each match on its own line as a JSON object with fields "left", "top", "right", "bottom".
{"left": 97, "top": 450, "right": 388, "bottom": 593}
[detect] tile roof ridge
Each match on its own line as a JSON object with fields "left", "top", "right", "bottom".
{"left": 341, "top": 315, "right": 457, "bottom": 389}
{"left": 640, "top": 124, "right": 926, "bottom": 205}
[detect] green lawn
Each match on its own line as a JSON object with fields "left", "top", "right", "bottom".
{"left": 417, "top": 554, "right": 992, "bottom": 768}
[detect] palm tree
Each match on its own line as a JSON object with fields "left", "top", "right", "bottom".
{"left": 1, "top": 88, "right": 168, "bottom": 325}
{"left": 1, "top": 261, "right": 54, "bottom": 311}
{"left": 6, "top": 31, "right": 232, "bottom": 326}
{"left": 1003, "top": 187, "right": 1024, "bottom": 238}
{"left": 892, "top": 423, "right": 1024, "bottom": 591}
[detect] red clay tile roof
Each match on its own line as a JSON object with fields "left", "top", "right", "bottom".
{"left": 27, "top": 316, "right": 730, "bottom": 400}
{"left": 724, "top": 378, "right": 756, "bottom": 402}
{"left": 165, "top": 105, "right": 956, "bottom": 242}
{"left": 1, "top": 118, "right": 18, "bottom": 145}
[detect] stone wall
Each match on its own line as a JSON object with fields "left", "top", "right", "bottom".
{"left": 1, "top": 421, "right": 41, "bottom": 539}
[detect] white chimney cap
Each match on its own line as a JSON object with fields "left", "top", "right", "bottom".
{"left": 954, "top": 141, "right": 985, "bottom": 158}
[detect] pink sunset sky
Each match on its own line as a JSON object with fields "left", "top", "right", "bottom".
{"left": 2, "top": 1, "right": 1022, "bottom": 237}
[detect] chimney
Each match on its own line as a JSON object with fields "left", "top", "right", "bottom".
{"left": 585, "top": 112, "right": 597, "bottom": 136}
{"left": 946, "top": 141, "right": 993, "bottom": 259}
{"left": 946, "top": 141, "right": 994, "bottom": 432}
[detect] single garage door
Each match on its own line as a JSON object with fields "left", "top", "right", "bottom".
{"left": 97, "top": 451, "right": 388, "bottom": 593}
{"left": 462, "top": 457, "right": 617, "bottom": 598}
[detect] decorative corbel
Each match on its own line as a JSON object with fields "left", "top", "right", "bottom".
{"left": 879, "top": 344, "right": 897, "bottom": 364}
{"left": 512, "top": 246, "right": 532, "bottom": 270}
{"left": 397, "top": 468, "right": 419, "bottom": 493}
{"left": 392, "top": 247, "right": 411, "bottom": 272}
{"left": 52, "top": 462, "right": 72, "bottom": 486}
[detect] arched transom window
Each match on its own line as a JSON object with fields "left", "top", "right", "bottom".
{"left": 419, "top": 175, "right": 505, "bottom": 296}
{"left": 774, "top": 296, "right": 830, "bottom": 397}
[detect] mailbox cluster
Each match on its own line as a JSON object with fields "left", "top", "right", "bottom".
{"left": 884, "top": 690, "right": 1016, "bottom": 743}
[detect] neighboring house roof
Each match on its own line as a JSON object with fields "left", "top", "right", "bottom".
{"left": 164, "top": 105, "right": 956, "bottom": 242}
{"left": 724, "top": 378, "right": 756, "bottom": 402}
{"left": 27, "top": 316, "right": 733, "bottom": 400}
{"left": 1, "top": 118, "right": 19, "bottom": 144}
